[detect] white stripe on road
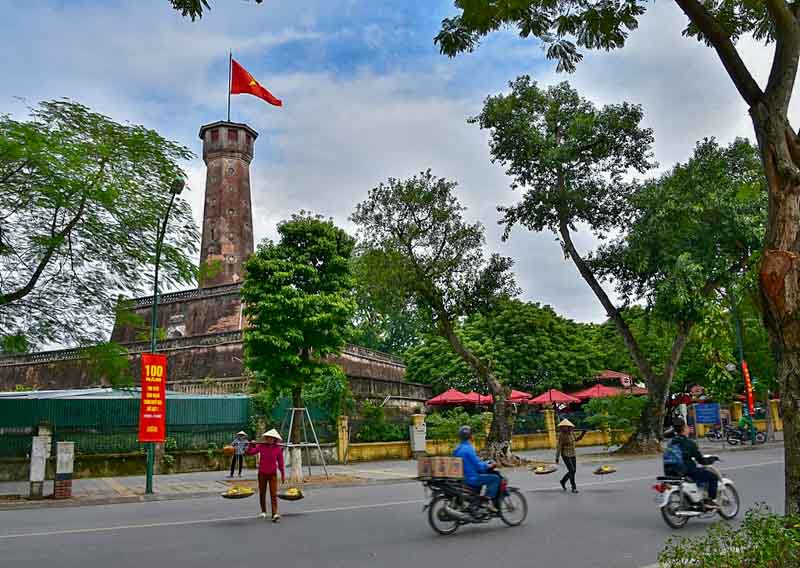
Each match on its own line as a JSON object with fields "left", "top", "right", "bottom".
{"left": 0, "top": 458, "right": 784, "bottom": 540}
{"left": 0, "top": 499, "right": 424, "bottom": 540}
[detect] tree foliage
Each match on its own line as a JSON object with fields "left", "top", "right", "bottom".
{"left": 405, "top": 299, "right": 599, "bottom": 393}
{"left": 351, "top": 171, "right": 521, "bottom": 457}
{"left": 0, "top": 100, "right": 199, "bottom": 347}
{"left": 350, "top": 252, "right": 425, "bottom": 356}
{"left": 242, "top": 213, "right": 356, "bottom": 398}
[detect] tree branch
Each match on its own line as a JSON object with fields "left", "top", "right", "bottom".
{"left": 0, "top": 193, "right": 87, "bottom": 306}
{"left": 664, "top": 321, "right": 692, "bottom": 381}
{"left": 673, "top": 0, "right": 764, "bottom": 107}
{"left": 558, "top": 219, "right": 655, "bottom": 381}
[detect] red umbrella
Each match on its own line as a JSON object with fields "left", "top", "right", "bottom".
{"left": 464, "top": 391, "right": 493, "bottom": 405}
{"left": 529, "top": 389, "right": 581, "bottom": 405}
{"left": 508, "top": 389, "right": 533, "bottom": 402}
{"left": 426, "top": 388, "right": 469, "bottom": 406}
{"left": 570, "top": 384, "right": 624, "bottom": 400}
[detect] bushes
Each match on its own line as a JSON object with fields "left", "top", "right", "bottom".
{"left": 585, "top": 395, "right": 647, "bottom": 446}
{"left": 659, "top": 505, "right": 800, "bottom": 567}
{"left": 426, "top": 408, "right": 490, "bottom": 441}
{"left": 355, "top": 402, "right": 407, "bottom": 443}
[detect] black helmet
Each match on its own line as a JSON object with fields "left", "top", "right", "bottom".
{"left": 458, "top": 425, "right": 472, "bottom": 441}
{"left": 673, "top": 417, "right": 687, "bottom": 430}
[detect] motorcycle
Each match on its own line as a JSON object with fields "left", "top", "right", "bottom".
{"left": 704, "top": 424, "right": 738, "bottom": 442}
{"left": 421, "top": 467, "right": 528, "bottom": 535}
{"left": 653, "top": 455, "right": 740, "bottom": 529}
{"left": 726, "top": 427, "right": 767, "bottom": 446}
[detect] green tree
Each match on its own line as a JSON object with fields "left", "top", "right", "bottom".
{"left": 351, "top": 171, "right": 520, "bottom": 462}
{"left": 350, "top": 252, "right": 425, "bottom": 356}
{"left": 591, "top": 137, "right": 765, "bottom": 448}
{"left": 242, "top": 213, "right": 356, "bottom": 482}
{"left": 0, "top": 100, "right": 199, "bottom": 347}
{"left": 436, "top": 0, "right": 800, "bottom": 516}
{"left": 405, "top": 299, "right": 599, "bottom": 393}
{"left": 475, "top": 79, "right": 764, "bottom": 450}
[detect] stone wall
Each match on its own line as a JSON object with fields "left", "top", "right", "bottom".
{"left": 111, "top": 284, "right": 243, "bottom": 343}
{"left": 0, "top": 332, "right": 432, "bottom": 406}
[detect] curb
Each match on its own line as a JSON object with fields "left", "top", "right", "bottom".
{"left": 0, "top": 476, "right": 418, "bottom": 511}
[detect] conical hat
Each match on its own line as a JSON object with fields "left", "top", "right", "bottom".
{"left": 262, "top": 429, "right": 282, "bottom": 441}
{"left": 236, "top": 431, "right": 247, "bottom": 436}
{"left": 558, "top": 419, "right": 575, "bottom": 428}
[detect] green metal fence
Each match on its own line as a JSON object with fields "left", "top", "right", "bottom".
{"left": 0, "top": 396, "right": 251, "bottom": 457}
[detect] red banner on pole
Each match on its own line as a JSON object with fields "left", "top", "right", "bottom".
{"left": 741, "top": 360, "right": 756, "bottom": 415}
{"left": 138, "top": 353, "right": 167, "bottom": 443}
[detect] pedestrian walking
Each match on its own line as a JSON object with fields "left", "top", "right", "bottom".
{"left": 229, "top": 431, "right": 248, "bottom": 478}
{"left": 555, "top": 419, "right": 586, "bottom": 493}
{"left": 246, "top": 429, "right": 285, "bottom": 522}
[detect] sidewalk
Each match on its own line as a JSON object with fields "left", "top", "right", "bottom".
{"left": 0, "top": 440, "right": 782, "bottom": 509}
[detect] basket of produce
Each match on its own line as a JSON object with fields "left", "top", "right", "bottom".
{"left": 221, "top": 486, "right": 255, "bottom": 499}
{"left": 278, "top": 487, "right": 304, "bottom": 501}
{"left": 532, "top": 464, "right": 558, "bottom": 475}
{"left": 222, "top": 445, "right": 235, "bottom": 456}
{"left": 593, "top": 464, "right": 617, "bottom": 475}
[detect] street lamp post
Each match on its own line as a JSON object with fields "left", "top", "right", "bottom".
{"left": 145, "top": 178, "right": 184, "bottom": 495}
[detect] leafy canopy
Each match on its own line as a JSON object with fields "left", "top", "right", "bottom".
{"left": 405, "top": 299, "right": 600, "bottom": 393}
{"left": 473, "top": 77, "right": 655, "bottom": 238}
{"left": 0, "top": 100, "right": 199, "bottom": 347}
{"left": 435, "top": 1, "right": 780, "bottom": 73}
{"left": 591, "top": 138, "right": 766, "bottom": 324}
{"left": 242, "top": 213, "right": 357, "bottom": 397}
{"left": 351, "top": 170, "right": 519, "bottom": 327}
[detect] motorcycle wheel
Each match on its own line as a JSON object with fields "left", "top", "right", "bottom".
{"left": 705, "top": 430, "right": 720, "bottom": 441}
{"left": 661, "top": 491, "right": 689, "bottom": 529}
{"left": 726, "top": 432, "right": 741, "bottom": 446}
{"left": 718, "top": 485, "right": 740, "bottom": 520}
{"left": 755, "top": 432, "right": 767, "bottom": 444}
{"left": 498, "top": 489, "right": 528, "bottom": 527}
{"left": 427, "top": 495, "right": 460, "bottom": 536}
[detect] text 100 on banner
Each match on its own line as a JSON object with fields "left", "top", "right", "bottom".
{"left": 138, "top": 353, "right": 167, "bottom": 443}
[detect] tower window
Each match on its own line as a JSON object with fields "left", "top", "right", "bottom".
{"left": 227, "top": 129, "right": 237, "bottom": 142}
{"left": 227, "top": 255, "right": 236, "bottom": 264}
{"left": 227, "top": 208, "right": 236, "bottom": 216}
{"left": 211, "top": 129, "right": 219, "bottom": 142}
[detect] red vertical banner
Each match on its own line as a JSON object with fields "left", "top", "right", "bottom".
{"left": 138, "top": 354, "right": 167, "bottom": 443}
{"left": 741, "top": 360, "right": 756, "bottom": 415}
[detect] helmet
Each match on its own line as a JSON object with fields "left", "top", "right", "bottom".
{"left": 458, "top": 425, "right": 473, "bottom": 441}
{"left": 673, "top": 417, "right": 686, "bottom": 430}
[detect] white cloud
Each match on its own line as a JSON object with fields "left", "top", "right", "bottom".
{"left": 1, "top": 0, "right": 796, "bottom": 330}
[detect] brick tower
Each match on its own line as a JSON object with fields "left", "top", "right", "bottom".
{"left": 198, "top": 121, "right": 258, "bottom": 287}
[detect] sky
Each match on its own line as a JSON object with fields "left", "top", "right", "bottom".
{"left": 1, "top": 0, "right": 796, "bottom": 325}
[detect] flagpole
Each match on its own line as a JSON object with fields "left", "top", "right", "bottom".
{"left": 227, "top": 50, "right": 232, "bottom": 122}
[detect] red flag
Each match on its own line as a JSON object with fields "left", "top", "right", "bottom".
{"left": 230, "top": 59, "right": 282, "bottom": 107}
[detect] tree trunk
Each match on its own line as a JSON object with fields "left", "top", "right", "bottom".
{"left": 753, "top": 101, "right": 800, "bottom": 514}
{"left": 436, "top": 315, "right": 520, "bottom": 464}
{"left": 619, "top": 375, "right": 670, "bottom": 454}
{"left": 290, "top": 386, "right": 303, "bottom": 484}
{"left": 558, "top": 219, "right": 691, "bottom": 453}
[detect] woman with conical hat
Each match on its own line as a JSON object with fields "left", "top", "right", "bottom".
{"left": 246, "top": 429, "right": 285, "bottom": 521}
{"left": 555, "top": 419, "right": 586, "bottom": 493}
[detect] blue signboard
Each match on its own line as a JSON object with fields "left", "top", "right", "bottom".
{"left": 695, "top": 403, "right": 721, "bottom": 425}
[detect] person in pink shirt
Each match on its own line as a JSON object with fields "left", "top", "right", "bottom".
{"left": 246, "top": 429, "right": 285, "bottom": 522}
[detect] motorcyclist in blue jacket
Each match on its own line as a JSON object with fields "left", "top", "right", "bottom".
{"left": 453, "top": 425, "right": 499, "bottom": 511}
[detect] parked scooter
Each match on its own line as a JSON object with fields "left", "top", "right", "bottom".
{"left": 653, "top": 455, "right": 740, "bottom": 529}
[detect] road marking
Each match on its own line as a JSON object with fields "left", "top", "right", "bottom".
{"left": 0, "top": 458, "right": 783, "bottom": 541}
{"left": 0, "top": 499, "right": 424, "bottom": 540}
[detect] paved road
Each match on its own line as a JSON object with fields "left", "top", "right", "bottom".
{"left": 0, "top": 447, "right": 784, "bottom": 568}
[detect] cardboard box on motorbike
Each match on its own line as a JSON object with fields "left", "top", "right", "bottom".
{"left": 418, "top": 457, "right": 463, "bottom": 479}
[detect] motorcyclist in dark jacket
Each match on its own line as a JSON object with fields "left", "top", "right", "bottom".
{"left": 669, "top": 418, "right": 719, "bottom": 505}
